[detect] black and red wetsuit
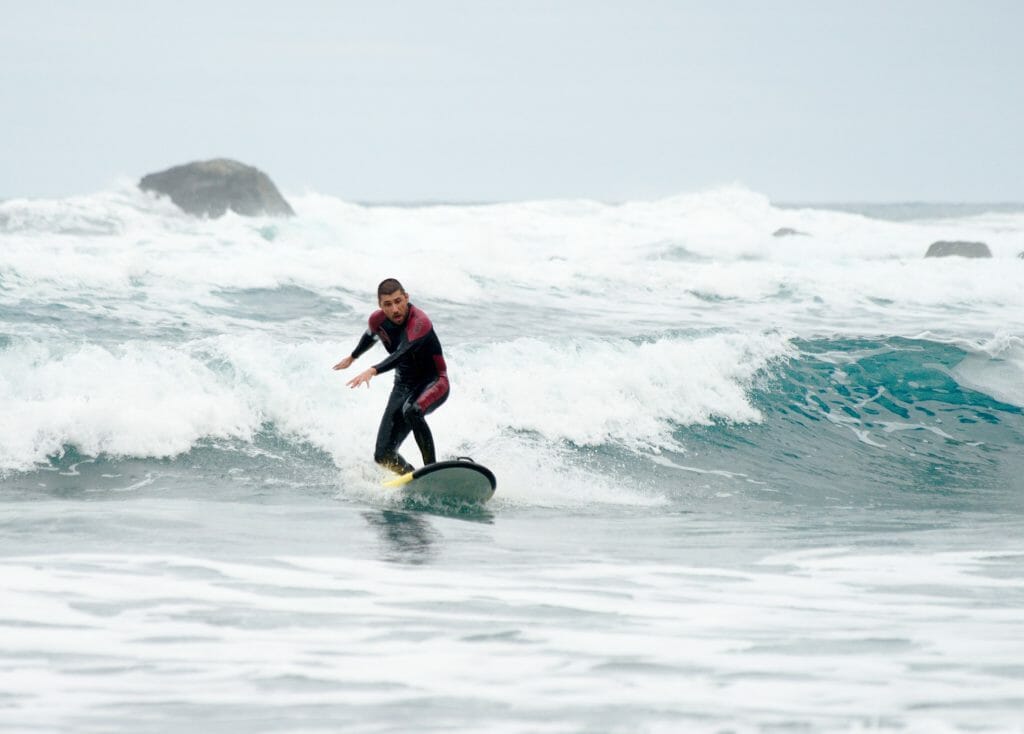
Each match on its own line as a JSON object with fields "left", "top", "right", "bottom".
{"left": 350, "top": 304, "right": 449, "bottom": 474}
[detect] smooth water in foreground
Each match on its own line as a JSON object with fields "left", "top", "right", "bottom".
{"left": 1, "top": 187, "right": 1023, "bottom": 732}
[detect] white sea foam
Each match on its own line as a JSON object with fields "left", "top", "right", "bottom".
{"left": 446, "top": 331, "right": 791, "bottom": 450}
{"left": 950, "top": 334, "right": 1024, "bottom": 408}
{"left": 0, "top": 331, "right": 789, "bottom": 491}
{"left": 2, "top": 184, "right": 1022, "bottom": 485}
{"left": 0, "top": 340, "right": 260, "bottom": 472}
{"left": 2, "top": 184, "right": 1023, "bottom": 342}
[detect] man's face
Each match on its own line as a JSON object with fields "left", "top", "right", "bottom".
{"left": 379, "top": 289, "right": 409, "bottom": 325}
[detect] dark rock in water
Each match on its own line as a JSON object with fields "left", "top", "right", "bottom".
{"left": 773, "top": 227, "right": 808, "bottom": 237}
{"left": 924, "top": 240, "right": 991, "bottom": 258}
{"left": 139, "top": 159, "right": 294, "bottom": 218}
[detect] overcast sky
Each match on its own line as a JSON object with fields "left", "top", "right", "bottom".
{"left": 3, "top": 0, "right": 1023, "bottom": 202}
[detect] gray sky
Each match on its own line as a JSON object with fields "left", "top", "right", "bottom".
{"left": 3, "top": 0, "right": 1023, "bottom": 202}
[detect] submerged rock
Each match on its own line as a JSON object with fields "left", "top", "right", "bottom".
{"left": 772, "top": 227, "right": 808, "bottom": 237}
{"left": 924, "top": 240, "right": 991, "bottom": 258}
{"left": 139, "top": 159, "right": 294, "bottom": 218}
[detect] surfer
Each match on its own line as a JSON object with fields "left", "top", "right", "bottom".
{"left": 333, "top": 279, "right": 449, "bottom": 474}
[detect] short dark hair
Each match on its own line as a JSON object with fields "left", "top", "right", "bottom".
{"left": 377, "top": 278, "right": 405, "bottom": 299}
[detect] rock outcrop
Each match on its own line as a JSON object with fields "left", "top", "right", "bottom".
{"left": 139, "top": 159, "right": 294, "bottom": 218}
{"left": 924, "top": 241, "right": 991, "bottom": 258}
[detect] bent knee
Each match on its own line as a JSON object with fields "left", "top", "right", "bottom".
{"left": 402, "top": 401, "right": 424, "bottom": 420}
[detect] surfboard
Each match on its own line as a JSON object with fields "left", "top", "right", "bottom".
{"left": 382, "top": 457, "right": 497, "bottom": 503}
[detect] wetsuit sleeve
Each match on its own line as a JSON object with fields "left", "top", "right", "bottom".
{"left": 372, "top": 308, "right": 432, "bottom": 374}
{"left": 350, "top": 330, "right": 377, "bottom": 358}
{"left": 351, "top": 311, "right": 385, "bottom": 358}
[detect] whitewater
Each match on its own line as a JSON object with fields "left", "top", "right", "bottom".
{"left": 1, "top": 184, "right": 1023, "bottom": 733}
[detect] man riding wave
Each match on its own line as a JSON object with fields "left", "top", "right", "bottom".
{"left": 333, "top": 278, "right": 449, "bottom": 474}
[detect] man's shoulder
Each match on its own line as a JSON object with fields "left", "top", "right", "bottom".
{"left": 368, "top": 310, "right": 387, "bottom": 330}
{"left": 406, "top": 304, "right": 433, "bottom": 339}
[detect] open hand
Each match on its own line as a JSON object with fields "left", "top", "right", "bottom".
{"left": 332, "top": 355, "right": 354, "bottom": 371}
{"left": 346, "top": 367, "right": 377, "bottom": 389}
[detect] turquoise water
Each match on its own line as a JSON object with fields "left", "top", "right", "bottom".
{"left": 1, "top": 187, "right": 1023, "bottom": 732}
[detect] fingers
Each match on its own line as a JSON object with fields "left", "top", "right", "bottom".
{"left": 346, "top": 369, "right": 374, "bottom": 389}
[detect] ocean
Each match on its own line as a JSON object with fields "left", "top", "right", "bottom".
{"left": 1, "top": 185, "right": 1022, "bottom": 733}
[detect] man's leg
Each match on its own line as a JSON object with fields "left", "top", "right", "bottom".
{"left": 374, "top": 385, "right": 415, "bottom": 474}
{"left": 401, "top": 376, "right": 449, "bottom": 466}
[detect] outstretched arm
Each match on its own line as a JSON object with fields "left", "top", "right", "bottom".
{"left": 332, "top": 329, "right": 377, "bottom": 370}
